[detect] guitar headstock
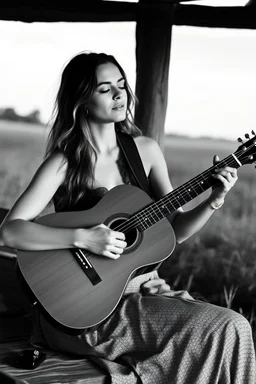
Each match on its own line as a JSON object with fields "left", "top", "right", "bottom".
{"left": 234, "top": 131, "right": 256, "bottom": 166}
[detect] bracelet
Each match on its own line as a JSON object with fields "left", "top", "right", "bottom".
{"left": 210, "top": 199, "right": 224, "bottom": 210}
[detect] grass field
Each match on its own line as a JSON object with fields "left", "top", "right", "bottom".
{"left": 1, "top": 120, "right": 256, "bottom": 337}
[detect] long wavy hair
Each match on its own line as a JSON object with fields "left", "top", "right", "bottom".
{"left": 45, "top": 51, "right": 141, "bottom": 210}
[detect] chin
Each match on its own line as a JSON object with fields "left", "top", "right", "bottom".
{"left": 116, "top": 117, "right": 126, "bottom": 123}
{"left": 114, "top": 112, "right": 127, "bottom": 122}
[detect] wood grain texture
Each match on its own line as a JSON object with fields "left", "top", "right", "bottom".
{"left": 17, "top": 184, "right": 176, "bottom": 331}
{"left": 135, "top": 1, "right": 174, "bottom": 148}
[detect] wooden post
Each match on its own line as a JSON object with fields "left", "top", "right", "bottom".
{"left": 135, "top": 0, "right": 174, "bottom": 149}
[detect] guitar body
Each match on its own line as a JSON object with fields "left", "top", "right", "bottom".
{"left": 17, "top": 184, "right": 176, "bottom": 332}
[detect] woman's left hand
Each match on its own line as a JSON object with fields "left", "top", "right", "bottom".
{"left": 141, "top": 271, "right": 171, "bottom": 295}
{"left": 210, "top": 154, "right": 238, "bottom": 206}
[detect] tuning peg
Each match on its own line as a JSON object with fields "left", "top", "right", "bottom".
{"left": 245, "top": 133, "right": 250, "bottom": 139}
{"left": 252, "top": 130, "right": 256, "bottom": 136}
{"left": 237, "top": 137, "right": 243, "bottom": 143}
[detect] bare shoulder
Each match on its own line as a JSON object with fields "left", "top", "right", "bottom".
{"left": 43, "top": 151, "right": 67, "bottom": 173}
{"left": 34, "top": 151, "right": 68, "bottom": 186}
{"left": 134, "top": 135, "right": 162, "bottom": 157}
{"left": 134, "top": 135, "right": 159, "bottom": 151}
{"left": 1, "top": 152, "right": 69, "bottom": 223}
{"left": 134, "top": 135, "right": 162, "bottom": 176}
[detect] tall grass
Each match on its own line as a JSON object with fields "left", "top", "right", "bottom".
{"left": 0, "top": 120, "right": 51, "bottom": 213}
{"left": 1, "top": 121, "right": 256, "bottom": 337}
{"left": 160, "top": 135, "right": 256, "bottom": 340}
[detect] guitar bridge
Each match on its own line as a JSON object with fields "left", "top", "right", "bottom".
{"left": 70, "top": 248, "right": 102, "bottom": 285}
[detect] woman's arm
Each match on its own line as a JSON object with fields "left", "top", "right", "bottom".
{"left": 0, "top": 153, "right": 77, "bottom": 250}
{"left": 144, "top": 138, "right": 237, "bottom": 244}
{"left": 0, "top": 153, "right": 127, "bottom": 257}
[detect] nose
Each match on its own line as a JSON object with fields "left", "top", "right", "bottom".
{"left": 113, "top": 87, "right": 122, "bottom": 100}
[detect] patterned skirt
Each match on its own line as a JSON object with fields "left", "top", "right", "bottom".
{"left": 31, "top": 272, "right": 256, "bottom": 384}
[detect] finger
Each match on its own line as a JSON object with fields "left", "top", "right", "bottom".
{"left": 107, "top": 245, "right": 125, "bottom": 255}
{"left": 214, "top": 170, "right": 233, "bottom": 181}
{"left": 212, "top": 173, "right": 230, "bottom": 189}
{"left": 214, "top": 167, "right": 237, "bottom": 177}
{"left": 102, "top": 250, "right": 120, "bottom": 260}
{"left": 213, "top": 155, "right": 220, "bottom": 165}
{"left": 142, "top": 278, "right": 166, "bottom": 288}
{"left": 158, "top": 283, "right": 171, "bottom": 293}
{"left": 113, "top": 231, "right": 126, "bottom": 241}
{"left": 141, "top": 286, "right": 159, "bottom": 295}
{"left": 222, "top": 167, "right": 237, "bottom": 175}
{"left": 114, "top": 239, "right": 127, "bottom": 249}
{"left": 108, "top": 236, "right": 126, "bottom": 248}
{"left": 214, "top": 170, "right": 236, "bottom": 183}
{"left": 143, "top": 278, "right": 167, "bottom": 289}
{"left": 148, "top": 287, "right": 159, "bottom": 294}
{"left": 142, "top": 283, "right": 171, "bottom": 295}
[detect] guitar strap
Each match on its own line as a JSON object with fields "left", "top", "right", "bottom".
{"left": 116, "top": 131, "right": 166, "bottom": 275}
{"left": 116, "top": 130, "right": 153, "bottom": 198}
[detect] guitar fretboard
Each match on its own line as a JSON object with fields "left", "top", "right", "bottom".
{"left": 132, "top": 153, "right": 241, "bottom": 231}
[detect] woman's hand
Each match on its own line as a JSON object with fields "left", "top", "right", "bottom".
{"left": 74, "top": 224, "right": 127, "bottom": 259}
{"left": 210, "top": 155, "right": 238, "bottom": 207}
{"left": 141, "top": 271, "right": 171, "bottom": 295}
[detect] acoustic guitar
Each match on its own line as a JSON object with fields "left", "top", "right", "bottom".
{"left": 17, "top": 134, "right": 256, "bottom": 332}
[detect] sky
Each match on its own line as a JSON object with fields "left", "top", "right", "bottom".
{"left": 0, "top": 0, "right": 256, "bottom": 140}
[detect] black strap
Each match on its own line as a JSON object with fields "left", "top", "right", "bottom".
{"left": 116, "top": 131, "right": 152, "bottom": 197}
{"left": 117, "top": 131, "right": 162, "bottom": 274}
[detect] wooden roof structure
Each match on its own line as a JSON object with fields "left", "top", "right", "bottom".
{"left": 1, "top": 0, "right": 256, "bottom": 147}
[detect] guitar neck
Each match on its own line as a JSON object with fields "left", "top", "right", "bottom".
{"left": 134, "top": 152, "right": 241, "bottom": 231}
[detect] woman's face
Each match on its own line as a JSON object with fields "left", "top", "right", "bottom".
{"left": 86, "top": 62, "right": 128, "bottom": 124}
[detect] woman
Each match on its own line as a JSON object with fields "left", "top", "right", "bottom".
{"left": 0, "top": 52, "right": 255, "bottom": 384}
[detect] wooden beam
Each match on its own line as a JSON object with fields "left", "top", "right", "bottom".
{"left": 0, "top": 1, "right": 194, "bottom": 24}
{"left": 135, "top": 1, "right": 174, "bottom": 149}
{"left": 0, "top": 1, "right": 137, "bottom": 23}
{"left": 174, "top": 5, "right": 256, "bottom": 29}
{"left": 1, "top": 2, "right": 256, "bottom": 30}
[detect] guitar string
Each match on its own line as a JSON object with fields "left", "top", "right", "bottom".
{"left": 112, "top": 156, "right": 233, "bottom": 233}
{"left": 79, "top": 142, "right": 255, "bottom": 258}
{"left": 110, "top": 142, "right": 255, "bottom": 235}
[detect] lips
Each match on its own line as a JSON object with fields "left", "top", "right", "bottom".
{"left": 112, "top": 104, "right": 124, "bottom": 110}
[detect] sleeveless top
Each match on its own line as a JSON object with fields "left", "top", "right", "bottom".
{"left": 53, "top": 146, "right": 139, "bottom": 213}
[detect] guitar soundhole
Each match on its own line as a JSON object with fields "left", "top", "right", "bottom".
{"left": 108, "top": 217, "right": 141, "bottom": 251}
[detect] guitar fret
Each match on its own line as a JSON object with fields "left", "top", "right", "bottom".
{"left": 201, "top": 173, "right": 211, "bottom": 187}
{"left": 160, "top": 203, "right": 171, "bottom": 215}
{"left": 142, "top": 213, "right": 157, "bottom": 230}
{"left": 135, "top": 153, "right": 242, "bottom": 232}
{"left": 137, "top": 206, "right": 168, "bottom": 230}
{"left": 185, "top": 185, "right": 198, "bottom": 199}
{"left": 184, "top": 186, "right": 193, "bottom": 200}
{"left": 155, "top": 205, "right": 166, "bottom": 219}
{"left": 174, "top": 192, "right": 187, "bottom": 206}
{"left": 136, "top": 214, "right": 147, "bottom": 231}
{"left": 147, "top": 214, "right": 155, "bottom": 226}
{"left": 198, "top": 178, "right": 206, "bottom": 192}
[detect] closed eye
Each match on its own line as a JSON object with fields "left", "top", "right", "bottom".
{"left": 99, "top": 86, "right": 125, "bottom": 94}
{"left": 99, "top": 89, "right": 110, "bottom": 93}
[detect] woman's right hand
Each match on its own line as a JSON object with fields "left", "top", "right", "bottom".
{"left": 74, "top": 224, "right": 127, "bottom": 259}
